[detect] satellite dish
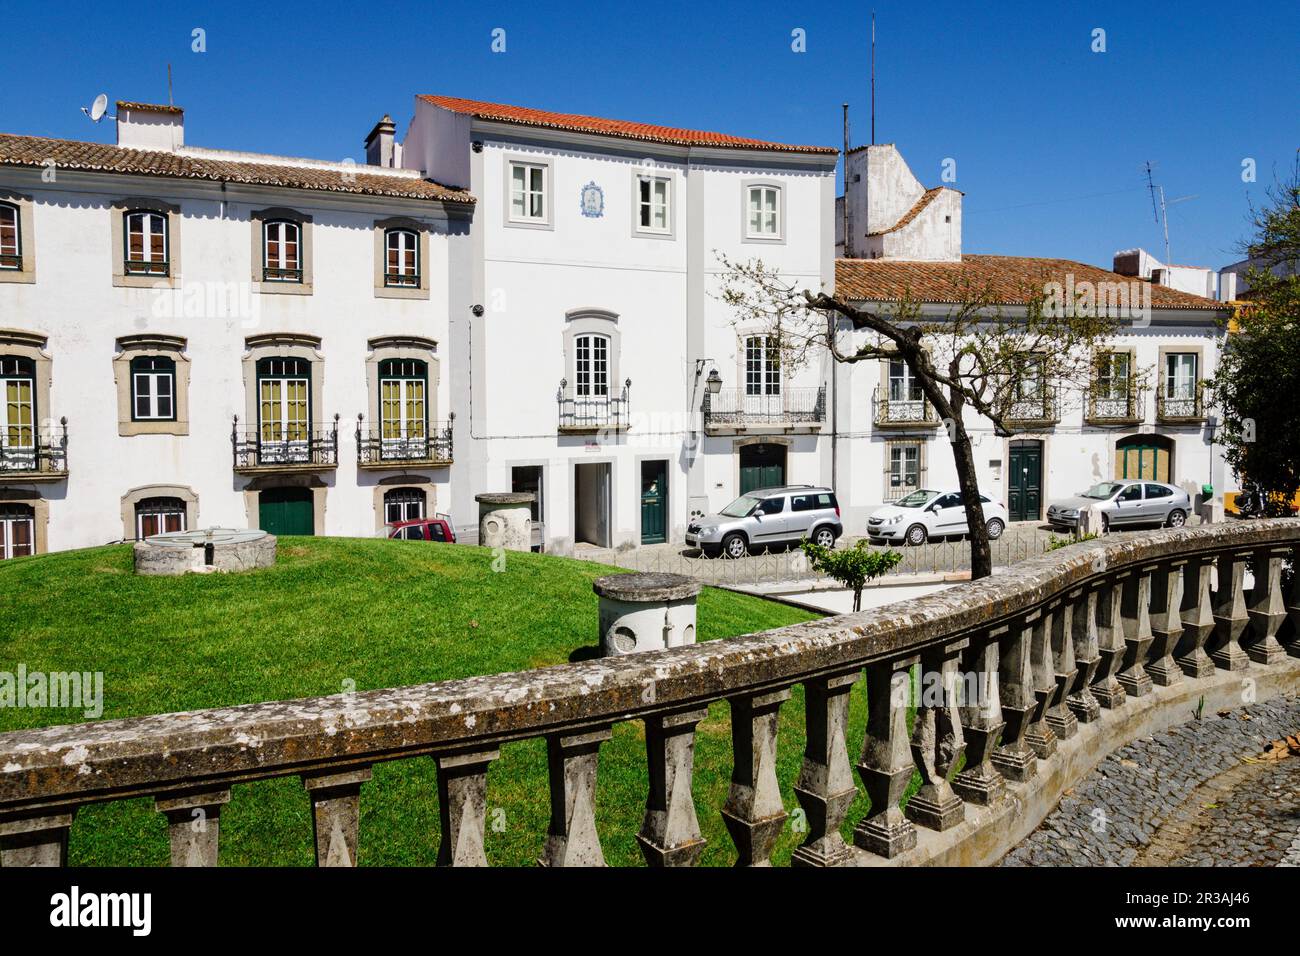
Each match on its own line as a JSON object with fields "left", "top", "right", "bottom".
{"left": 81, "top": 93, "right": 112, "bottom": 123}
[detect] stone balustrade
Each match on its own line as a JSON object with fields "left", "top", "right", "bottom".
{"left": 2, "top": 520, "right": 1299, "bottom": 868}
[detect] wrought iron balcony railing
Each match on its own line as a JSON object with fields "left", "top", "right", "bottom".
{"left": 4, "top": 519, "right": 1298, "bottom": 869}
{"left": 356, "top": 415, "right": 454, "bottom": 467}
{"left": 0, "top": 418, "right": 67, "bottom": 480}
{"left": 231, "top": 415, "right": 339, "bottom": 473}
{"left": 703, "top": 386, "right": 825, "bottom": 430}
{"left": 1156, "top": 383, "right": 1205, "bottom": 423}
{"left": 558, "top": 379, "right": 631, "bottom": 433}
{"left": 998, "top": 387, "right": 1061, "bottom": 430}
{"left": 1085, "top": 385, "right": 1143, "bottom": 425}
{"left": 874, "top": 388, "right": 939, "bottom": 428}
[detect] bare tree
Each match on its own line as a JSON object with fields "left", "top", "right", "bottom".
{"left": 717, "top": 255, "right": 1126, "bottom": 579}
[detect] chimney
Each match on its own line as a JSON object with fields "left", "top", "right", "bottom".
{"left": 365, "top": 114, "right": 397, "bottom": 167}
{"left": 115, "top": 102, "right": 184, "bottom": 152}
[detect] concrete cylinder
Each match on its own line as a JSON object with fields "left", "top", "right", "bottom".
{"left": 592, "top": 573, "right": 701, "bottom": 657}
{"left": 476, "top": 492, "right": 534, "bottom": 551}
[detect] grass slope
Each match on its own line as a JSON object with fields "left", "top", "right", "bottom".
{"left": 0, "top": 538, "right": 887, "bottom": 866}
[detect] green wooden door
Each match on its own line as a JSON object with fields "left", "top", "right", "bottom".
{"left": 640, "top": 460, "right": 667, "bottom": 544}
{"left": 259, "top": 487, "right": 314, "bottom": 536}
{"left": 1008, "top": 441, "right": 1043, "bottom": 522}
{"left": 739, "top": 443, "right": 786, "bottom": 495}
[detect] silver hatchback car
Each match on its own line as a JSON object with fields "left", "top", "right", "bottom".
{"left": 1047, "top": 480, "right": 1193, "bottom": 532}
{"left": 686, "top": 486, "right": 842, "bottom": 558}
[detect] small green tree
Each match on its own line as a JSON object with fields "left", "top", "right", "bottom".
{"left": 800, "top": 538, "right": 903, "bottom": 612}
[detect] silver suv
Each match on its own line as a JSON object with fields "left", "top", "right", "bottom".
{"left": 686, "top": 486, "right": 842, "bottom": 558}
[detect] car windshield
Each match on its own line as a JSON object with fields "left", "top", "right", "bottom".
{"left": 895, "top": 490, "right": 940, "bottom": 509}
{"left": 720, "top": 494, "right": 761, "bottom": 518}
{"left": 1081, "top": 482, "right": 1125, "bottom": 500}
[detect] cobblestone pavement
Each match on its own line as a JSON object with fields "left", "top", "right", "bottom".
{"left": 1001, "top": 694, "right": 1300, "bottom": 867}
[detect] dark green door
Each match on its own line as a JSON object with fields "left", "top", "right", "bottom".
{"left": 739, "top": 443, "right": 786, "bottom": 495}
{"left": 1008, "top": 441, "right": 1043, "bottom": 522}
{"left": 640, "top": 460, "right": 667, "bottom": 544}
{"left": 259, "top": 487, "right": 314, "bottom": 536}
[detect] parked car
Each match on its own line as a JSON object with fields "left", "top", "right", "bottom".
{"left": 686, "top": 485, "right": 842, "bottom": 558}
{"left": 866, "top": 489, "right": 1008, "bottom": 546}
{"left": 385, "top": 515, "right": 458, "bottom": 543}
{"left": 1046, "top": 480, "right": 1191, "bottom": 532}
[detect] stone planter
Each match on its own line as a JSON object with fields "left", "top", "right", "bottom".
{"left": 592, "top": 572, "right": 701, "bottom": 656}
{"left": 476, "top": 492, "right": 534, "bottom": 551}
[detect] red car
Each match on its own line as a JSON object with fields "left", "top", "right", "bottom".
{"left": 386, "top": 516, "right": 457, "bottom": 543}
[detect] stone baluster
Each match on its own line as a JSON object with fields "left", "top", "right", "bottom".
{"left": 302, "top": 767, "right": 371, "bottom": 867}
{"left": 1209, "top": 551, "right": 1251, "bottom": 671}
{"left": 1118, "top": 566, "right": 1155, "bottom": 698}
{"left": 434, "top": 747, "right": 498, "bottom": 867}
{"left": 953, "top": 628, "right": 1007, "bottom": 805}
{"left": 992, "top": 619, "right": 1038, "bottom": 782}
{"left": 1175, "top": 554, "right": 1216, "bottom": 678}
{"left": 0, "top": 811, "right": 73, "bottom": 867}
{"left": 905, "top": 640, "right": 967, "bottom": 831}
{"left": 1091, "top": 576, "right": 1127, "bottom": 709}
{"left": 155, "top": 788, "right": 232, "bottom": 867}
{"left": 1146, "top": 559, "right": 1186, "bottom": 686}
{"left": 1047, "top": 596, "right": 1079, "bottom": 738}
{"left": 722, "top": 688, "right": 791, "bottom": 866}
{"left": 1067, "top": 585, "right": 1102, "bottom": 722}
{"left": 854, "top": 659, "right": 918, "bottom": 857}
{"left": 639, "top": 707, "right": 709, "bottom": 867}
{"left": 1286, "top": 545, "right": 1300, "bottom": 658}
{"left": 792, "top": 671, "right": 860, "bottom": 867}
{"left": 1245, "top": 546, "right": 1288, "bottom": 664}
{"left": 1026, "top": 608, "right": 1059, "bottom": 758}
{"left": 540, "top": 726, "right": 612, "bottom": 867}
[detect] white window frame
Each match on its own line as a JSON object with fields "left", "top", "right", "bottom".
{"left": 132, "top": 359, "right": 176, "bottom": 421}
{"left": 635, "top": 175, "right": 672, "bottom": 235}
{"left": 263, "top": 219, "right": 303, "bottom": 282}
{"left": 0, "top": 202, "right": 19, "bottom": 268}
{"left": 744, "top": 336, "right": 781, "bottom": 396}
{"left": 743, "top": 183, "right": 784, "bottom": 242}
{"left": 887, "top": 442, "right": 923, "bottom": 500}
{"left": 125, "top": 210, "right": 169, "bottom": 275}
{"left": 384, "top": 228, "right": 420, "bottom": 287}
{"left": 574, "top": 333, "right": 610, "bottom": 398}
{"left": 1164, "top": 352, "right": 1197, "bottom": 399}
{"left": 508, "top": 161, "right": 549, "bottom": 224}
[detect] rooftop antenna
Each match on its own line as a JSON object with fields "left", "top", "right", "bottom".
{"left": 80, "top": 93, "right": 113, "bottom": 123}
{"left": 167, "top": 63, "right": 173, "bottom": 106}
{"left": 1143, "top": 160, "right": 1197, "bottom": 264}
{"left": 870, "top": 10, "right": 876, "bottom": 145}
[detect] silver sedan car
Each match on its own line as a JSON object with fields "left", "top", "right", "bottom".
{"left": 1047, "top": 480, "right": 1193, "bottom": 532}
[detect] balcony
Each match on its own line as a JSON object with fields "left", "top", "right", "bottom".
{"left": 997, "top": 388, "right": 1061, "bottom": 432}
{"left": 1085, "top": 386, "right": 1143, "bottom": 426}
{"left": 0, "top": 418, "right": 68, "bottom": 482}
{"left": 702, "top": 386, "right": 825, "bottom": 434}
{"left": 232, "top": 416, "right": 339, "bottom": 475}
{"left": 557, "top": 380, "right": 631, "bottom": 434}
{"left": 356, "top": 416, "right": 454, "bottom": 469}
{"left": 874, "top": 389, "right": 940, "bottom": 429}
{"left": 1156, "top": 383, "right": 1206, "bottom": 424}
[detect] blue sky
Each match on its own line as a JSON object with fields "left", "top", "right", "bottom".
{"left": 3, "top": 0, "right": 1295, "bottom": 269}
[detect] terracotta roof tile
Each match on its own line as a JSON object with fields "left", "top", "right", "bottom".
{"left": 419, "top": 94, "right": 837, "bottom": 155}
{"left": 836, "top": 254, "right": 1226, "bottom": 311}
{"left": 0, "top": 133, "right": 474, "bottom": 204}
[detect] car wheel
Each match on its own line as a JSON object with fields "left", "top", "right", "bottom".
{"left": 1165, "top": 509, "right": 1187, "bottom": 528}
{"left": 721, "top": 532, "right": 748, "bottom": 559}
{"left": 905, "top": 523, "right": 928, "bottom": 547}
{"left": 812, "top": 527, "right": 836, "bottom": 548}
{"left": 986, "top": 518, "right": 1005, "bottom": 540}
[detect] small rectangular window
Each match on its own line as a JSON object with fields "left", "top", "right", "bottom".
{"left": 746, "top": 185, "right": 781, "bottom": 238}
{"left": 130, "top": 356, "right": 177, "bottom": 421}
{"left": 124, "top": 210, "right": 169, "bottom": 276}
{"left": 637, "top": 177, "right": 670, "bottom": 233}
{"left": 510, "top": 162, "right": 547, "bottom": 222}
{"left": 0, "top": 203, "right": 20, "bottom": 270}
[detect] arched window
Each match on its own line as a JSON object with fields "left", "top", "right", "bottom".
{"left": 384, "top": 228, "right": 420, "bottom": 287}
{"left": 0, "top": 503, "right": 35, "bottom": 559}
{"left": 0, "top": 202, "right": 20, "bottom": 270}
{"left": 263, "top": 219, "right": 302, "bottom": 282}
{"left": 574, "top": 334, "right": 609, "bottom": 397}
{"left": 1, "top": 355, "right": 36, "bottom": 455}
{"left": 135, "top": 496, "right": 186, "bottom": 539}
{"left": 124, "top": 210, "right": 169, "bottom": 276}
{"left": 130, "top": 355, "right": 176, "bottom": 421}
{"left": 384, "top": 487, "right": 426, "bottom": 537}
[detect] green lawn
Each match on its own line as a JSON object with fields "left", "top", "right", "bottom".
{"left": 0, "top": 537, "right": 886, "bottom": 866}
